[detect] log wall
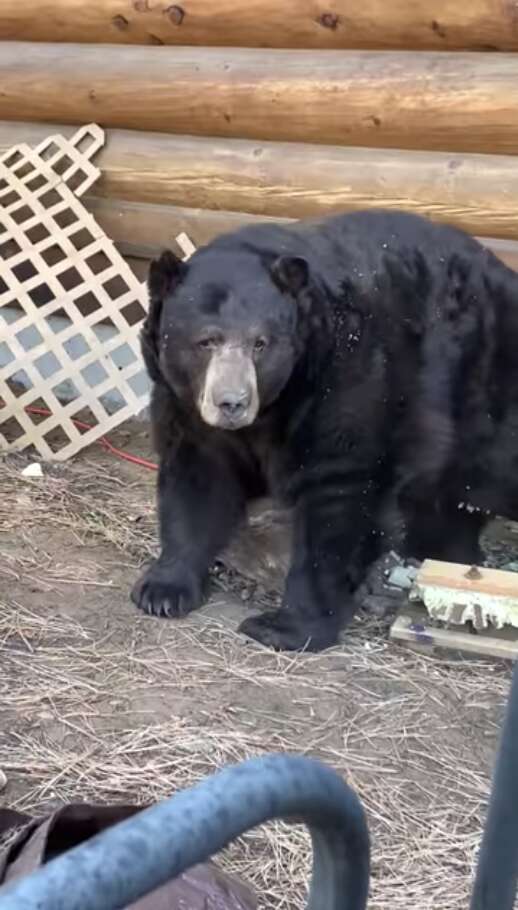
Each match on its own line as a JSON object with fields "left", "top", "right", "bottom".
{"left": 2, "top": 44, "right": 518, "bottom": 153}
{"left": 0, "top": 4, "right": 517, "bottom": 276}
{"left": 1, "top": 0, "right": 518, "bottom": 51}
{"left": 97, "top": 200, "right": 518, "bottom": 275}
{"left": 2, "top": 122, "right": 518, "bottom": 240}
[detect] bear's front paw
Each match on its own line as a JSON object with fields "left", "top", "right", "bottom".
{"left": 131, "top": 560, "right": 206, "bottom": 619}
{"left": 238, "top": 609, "right": 340, "bottom": 652}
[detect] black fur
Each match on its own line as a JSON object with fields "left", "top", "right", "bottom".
{"left": 132, "top": 209, "right": 518, "bottom": 651}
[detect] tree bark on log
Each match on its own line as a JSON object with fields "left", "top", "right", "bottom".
{"left": 2, "top": 122, "right": 518, "bottom": 239}
{"left": 1, "top": 0, "right": 518, "bottom": 51}
{"left": 2, "top": 45, "right": 518, "bottom": 153}
{"left": 84, "top": 198, "right": 518, "bottom": 273}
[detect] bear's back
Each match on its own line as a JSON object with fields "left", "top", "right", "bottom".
{"left": 208, "top": 209, "right": 489, "bottom": 300}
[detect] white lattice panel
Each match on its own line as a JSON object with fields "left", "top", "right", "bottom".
{"left": 0, "top": 125, "right": 150, "bottom": 461}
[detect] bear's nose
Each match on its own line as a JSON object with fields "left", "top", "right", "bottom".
{"left": 216, "top": 390, "right": 250, "bottom": 418}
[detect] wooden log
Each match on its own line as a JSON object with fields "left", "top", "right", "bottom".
{"left": 84, "top": 198, "right": 291, "bottom": 259}
{"left": 416, "top": 559, "right": 518, "bottom": 597}
{"left": 124, "top": 254, "right": 150, "bottom": 283}
{"left": 85, "top": 198, "right": 518, "bottom": 273}
{"left": 1, "top": 0, "right": 518, "bottom": 51}
{"left": 2, "top": 44, "right": 518, "bottom": 153}
{"left": 2, "top": 122, "right": 518, "bottom": 240}
{"left": 478, "top": 238, "right": 518, "bottom": 273}
{"left": 390, "top": 605, "right": 518, "bottom": 661}
{"left": 0, "top": 123, "right": 518, "bottom": 239}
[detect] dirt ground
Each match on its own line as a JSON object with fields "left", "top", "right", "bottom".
{"left": 0, "top": 425, "right": 514, "bottom": 910}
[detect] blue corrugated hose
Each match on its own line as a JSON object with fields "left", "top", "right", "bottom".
{"left": 0, "top": 753, "right": 370, "bottom": 910}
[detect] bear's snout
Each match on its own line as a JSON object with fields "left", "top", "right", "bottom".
{"left": 212, "top": 387, "right": 251, "bottom": 421}
{"left": 198, "top": 344, "right": 259, "bottom": 429}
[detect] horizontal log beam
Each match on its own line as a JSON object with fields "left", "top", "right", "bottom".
{"left": 478, "top": 237, "right": 518, "bottom": 273}
{"left": 1, "top": 0, "right": 518, "bottom": 50}
{"left": 86, "top": 198, "right": 518, "bottom": 274}
{"left": 2, "top": 45, "right": 518, "bottom": 153}
{"left": 2, "top": 122, "right": 518, "bottom": 239}
{"left": 85, "top": 198, "right": 291, "bottom": 259}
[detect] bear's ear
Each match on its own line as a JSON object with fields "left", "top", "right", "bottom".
{"left": 271, "top": 256, "right": 310, "bottom": 296}
{"left": 147, "top": 249, "right": 187, "bottom": 302}
{"left": 141, "top": 251, "right": 186, "bottom": 383}
{"left": 140, "top": 302, "right": 163, "bottom": 383}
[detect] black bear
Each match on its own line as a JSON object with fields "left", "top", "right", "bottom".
{"left": 131, "top": 209, "right": 518, "bottom": 651}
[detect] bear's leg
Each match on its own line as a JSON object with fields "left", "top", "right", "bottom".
{"left": 132, "top": 441, "right": 247, "bottom": 618}
{"left": 403, "top": 503, "right": 487, "bottom": 565}
{"left": 239, "top": 490, "right": 380, "bottom": 651}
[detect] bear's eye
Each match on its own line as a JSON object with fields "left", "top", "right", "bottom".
{"left": 254, "top": 338, "right": 267, "bottom": 353}
{"left": 197, "top": 337, "right": 217, "bottom": 351}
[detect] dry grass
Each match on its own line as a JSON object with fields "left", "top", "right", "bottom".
{"left": 0, "top": 455, "right": 157, "bottom": 560}
{"left": 0, "top": 451, "right": 513, "bottom": 909}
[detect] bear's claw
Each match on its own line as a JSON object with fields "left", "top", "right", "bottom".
{"left": 131, "top": 560, "right": 205, "bottom": 619}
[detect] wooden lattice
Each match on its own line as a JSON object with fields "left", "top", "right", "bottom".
{"left": 0, "top": 125, "right": 150, "bottom": 461}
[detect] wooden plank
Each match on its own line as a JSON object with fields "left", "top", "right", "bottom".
{"left": 1, "top": 0, "right": 518, "bottom": 51}
{"left": 417, "top": 560, "right": 518, "bottom": 600}
{"left": 412, "top": 559, "right": 518, "bottom": 631}
{"left": 2, "top": 122, "right": 518, "bottom": 240}
{"left": 2, "top": 44, "right": 518, "bottom": 153}
{"left": 390, "top": 606, "right": 518, "bottom": 661}
{"left": 85, "top": 198, "right": 518, "bottom": 270}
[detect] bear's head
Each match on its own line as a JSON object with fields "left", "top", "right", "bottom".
{"left": 141, "top": 245, "right": 315, "bottom": 431}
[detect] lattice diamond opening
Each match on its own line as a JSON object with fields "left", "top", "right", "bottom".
{"left": 0, "top": 125, "right": 150, "bottom": 461}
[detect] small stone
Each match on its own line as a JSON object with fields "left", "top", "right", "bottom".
{"left": 387, "top": 564, "right": 418, "bottom": 590}
{"left": 21, "top": 462, "right": 43, "bottom": 478}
